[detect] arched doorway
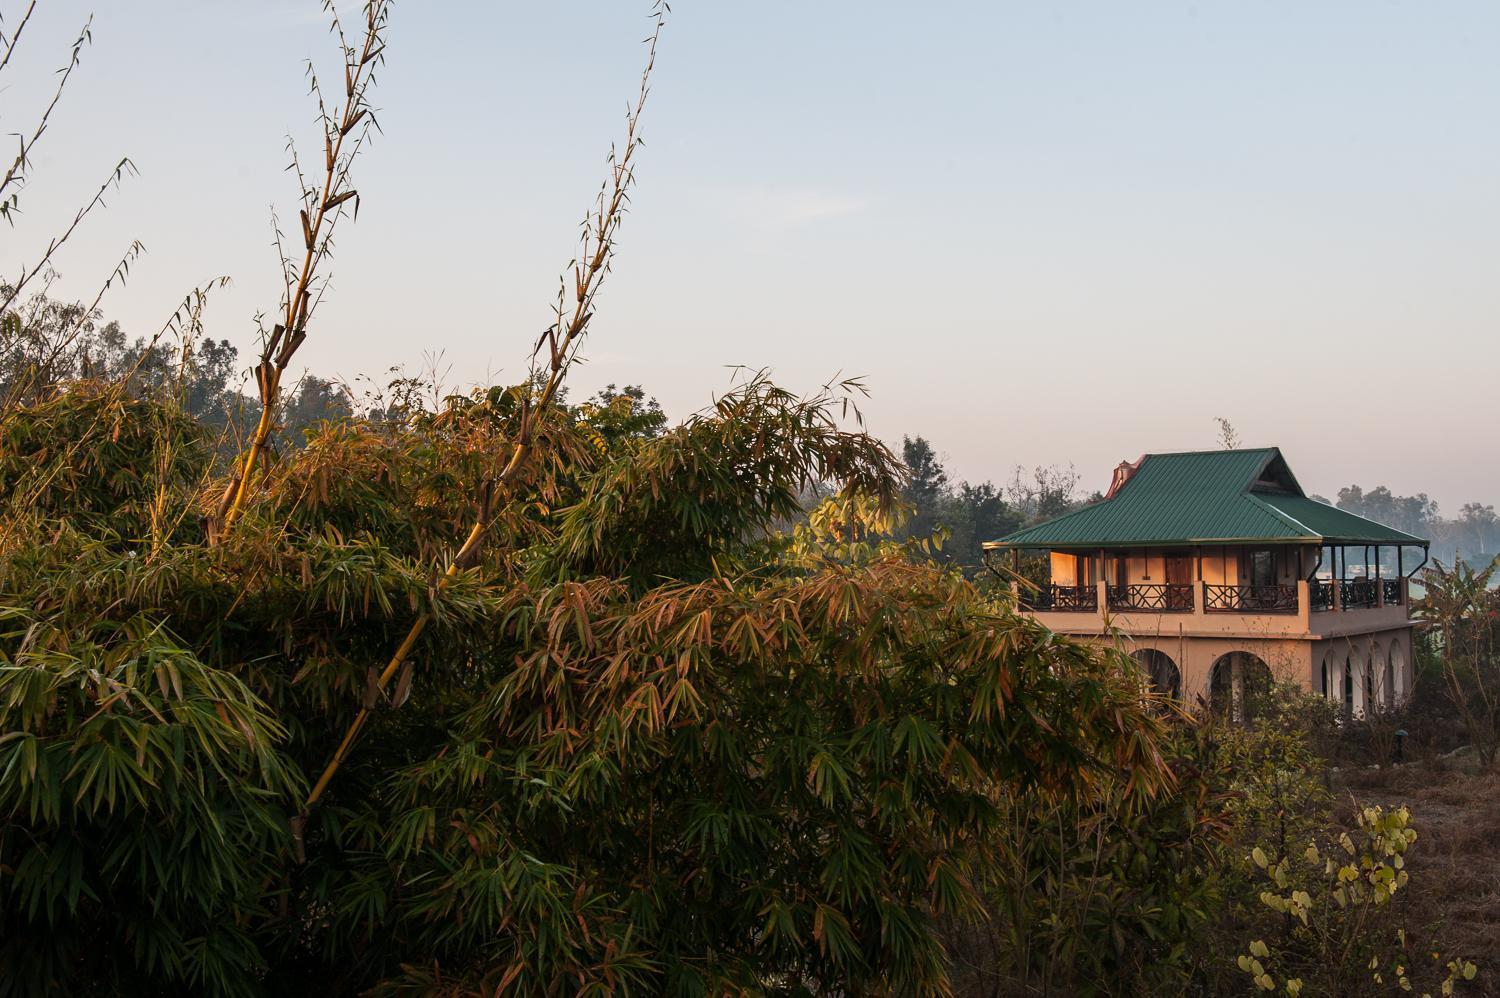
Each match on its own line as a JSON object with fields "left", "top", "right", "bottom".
{"left": 1130, "top": 648, "right": 1181, "bottom": 700}
{"left": 1209, "top": 651, "right": 1273, "bottom": 724}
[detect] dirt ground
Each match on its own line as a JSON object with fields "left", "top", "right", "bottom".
{"left": 1335, "top": 759, "right": 1500, "bottom": 995}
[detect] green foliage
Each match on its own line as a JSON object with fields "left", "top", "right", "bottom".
{"left": 1237, "top": 805, "right": 1477, "bottom": 997}
{"left": 961, "top": 712, "right": 1233, "bottom": 995}
{"left": 889, "top": 434, "right": 1022, "bottom": 573}
{"left": 0, "top": 383, "right": 211, "bottom": 539}
{"left": 0, "top": 612, "right": 300, "bottom": 996}
{"left": 0, "top": 376, "right": 1167, "bottom": 995}
{"left": 1415, "top": 557, "right": 1500, "bottom": 766}
{"left": 950, "top": 680, "right": 1462, "bottom": 997}
{"left": 1220, "top": 683, "right": 1338, "bottom": 858}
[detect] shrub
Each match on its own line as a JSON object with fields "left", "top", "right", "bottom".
{"left": 958, "top": 713, "right": 1233, "bottom": 995}
{"left": 1236, "top": 805, "right": 1478, "bottom": 996}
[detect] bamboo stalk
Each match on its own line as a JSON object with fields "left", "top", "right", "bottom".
{"left": 213, "top": 2, "right": 391, "bottom": 539}
{"left": 299, "top": 5, "right": 667, "bottom": 824}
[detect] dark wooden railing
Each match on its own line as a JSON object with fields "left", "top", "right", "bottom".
{"left": 1020, "top": 579, "right": 1407, "bottom": 616}
{"left": 1022, "top": 584, "right": 1097, "bottom": 612}
{"left": 1107, "top": 583, "right": 1194, "bottom": 612}
{"left": 1205, "top": 583, "right": 1298, "bottom": 614}
{"left": 1049, "top": 584, "right": 1097, "bottom": 611}
{"left": 1311, "top": 581, "right": 1335, "bottom": 612}
{"left": 1340, "top": 580, "right": 1377, "bottom": 609}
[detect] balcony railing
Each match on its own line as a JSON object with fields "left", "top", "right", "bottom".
{"left": 1019, "top": 579, "right": 1409, "bottom": 618}
{"left": 1022, "top": 584, "right": 1098, "bottom": 612}
{"left": 1311, "top": 581, "right": 1335, "bottom": 612}
{"left": 1107, "top": 583, "right": 1194, "bottom": 612}
{"left": 1205, "top": 583, "right": 1298, "bottom": 614}
{"left": 1340, "top": 580, "right": 1377, "bottom": 610}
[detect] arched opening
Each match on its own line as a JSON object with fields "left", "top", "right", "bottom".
{"left": 1209, "top": 651, "right": 1273, "bottom": 724}
{"left": 1350, "top": 657, "right": 1362, "bottom": 720}
{"left": 1130, "top": 648, "right": 1181, "bottom": 700}
{"left": 1365, "top": 655, "right": 1375, "bottom": 712}
{"left": 1320, "top": 659, "right": 1328, "bottom": 697}
{"left": 1324, "top": 654, "right": 1343, "bottom": 711}
{"left": 1350, "top": 654, "right": 1374, "bottom": 717}
{"left": 1389, "top": 643, "right": 1407, "bottom": 704}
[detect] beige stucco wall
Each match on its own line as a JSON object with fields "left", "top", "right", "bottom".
{"left": 1107, "top": 545, "right": 1320, "bottom": 587}
{"left": 1112, "top": 626, "right": 1413, "bottom": 712}
{"left": 1024, "top": 577, "right": 1416, "bottom": 716}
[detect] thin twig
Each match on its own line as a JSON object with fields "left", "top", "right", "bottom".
{"left": 0, "top": 1, "right": 40, "bottom": 75}
{"left": 1, "top": 158, "right": 136, "bottom": 316}
{"left": 0, "top": 14, "right": 93, "bottom": 227}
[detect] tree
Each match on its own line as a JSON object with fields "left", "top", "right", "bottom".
{"left": 1334, "top": 485, "right": 1437, "bottom": 538}
{"left": 1007, "top": 463, "right": 1081, "bottom": 523}
{"left": 1416, "top": 557, "right": 1500, "bottom": 768}
{"left": 1215, "top": 416, "right": 1240, "bottom": 450}
{"left": 891, "top": 436, "right": 1023, "bottom": 570}
{"left": 949, "top": 479, "right": 1022, "bottom": 559}
{"left": 1458, "top": 502, "right": 1499, "bottom": 558}
{"left": 899, "top": 435, "right": 950, "bottom": 548}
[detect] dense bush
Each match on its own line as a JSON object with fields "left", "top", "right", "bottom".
{"left": 0, "top": 380, "right": 1168, "bottom": 995}
{"left": 947, "top": 682, "right": 1483, "bottom": 997}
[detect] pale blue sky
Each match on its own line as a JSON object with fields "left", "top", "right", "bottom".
{"left": 5, "top": 1, "right": 1497, "bottom": 511}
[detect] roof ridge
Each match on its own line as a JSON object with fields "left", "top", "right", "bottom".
{"left": 1141, "top": 446, "right": 1279, "bottom": 459}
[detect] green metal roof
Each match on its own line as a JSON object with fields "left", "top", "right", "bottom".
{"left": 985, "top": 448, "right": 1427, "bottom": 550}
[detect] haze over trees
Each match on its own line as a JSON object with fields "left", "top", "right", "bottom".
{"left": 1332, "top": 485, "right": 1498, "bottom": 568}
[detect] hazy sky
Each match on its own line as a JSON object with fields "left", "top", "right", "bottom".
{"left": 5, "top": 1, "right": 1497, "bottom": 512}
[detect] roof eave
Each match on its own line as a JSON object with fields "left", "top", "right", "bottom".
{"left": 983, "top": 534, "right": 1429, "bottom": 550}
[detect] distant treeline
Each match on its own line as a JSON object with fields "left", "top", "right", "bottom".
{"left": 1316, "top": 485, "right": 1496, "bottom": 570}
{"left": 2, "top": 290, "right": 359, "bottom": 452}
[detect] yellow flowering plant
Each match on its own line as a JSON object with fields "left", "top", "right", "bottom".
{"left": 1236, "top": 805, "right": 1478, "bottom": 996}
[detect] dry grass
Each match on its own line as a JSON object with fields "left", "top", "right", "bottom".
{"left": 1335, "top": 760, "right": 1500, "bottom": 995}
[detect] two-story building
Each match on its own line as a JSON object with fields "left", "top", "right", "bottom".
{"left": 983, "top": 448, "right": 1427, "bottom": 720}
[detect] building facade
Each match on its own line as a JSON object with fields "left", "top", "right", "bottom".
{"left": 984, "top": 448, "right": 1428, "bottom": 719}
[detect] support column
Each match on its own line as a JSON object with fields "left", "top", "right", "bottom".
{"left": 1231, "top": 655, "right": 1246, "bottom": 726}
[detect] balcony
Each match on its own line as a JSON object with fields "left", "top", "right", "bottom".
{"left": 1205, "top": 583, "right": 1298, "bottom": 614}
{"left": 1021, "top": 584, "right": 1098, "bottom": 612}
{"left": 1108, "top": 583, "right": 1194, "bottom": 612}
{"left": 1013, "top": 576, "right": 1413, "bottom": 639}
{"left": 1311, "top": 581, "right": 1335, "bottom": 612}
{"left": 1340, "top": 580, "right": 1378, "bottom": 610}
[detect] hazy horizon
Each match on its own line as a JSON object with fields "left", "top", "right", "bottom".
{"left": 5, "top": 1, "right": 1496, "bottom": 514}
